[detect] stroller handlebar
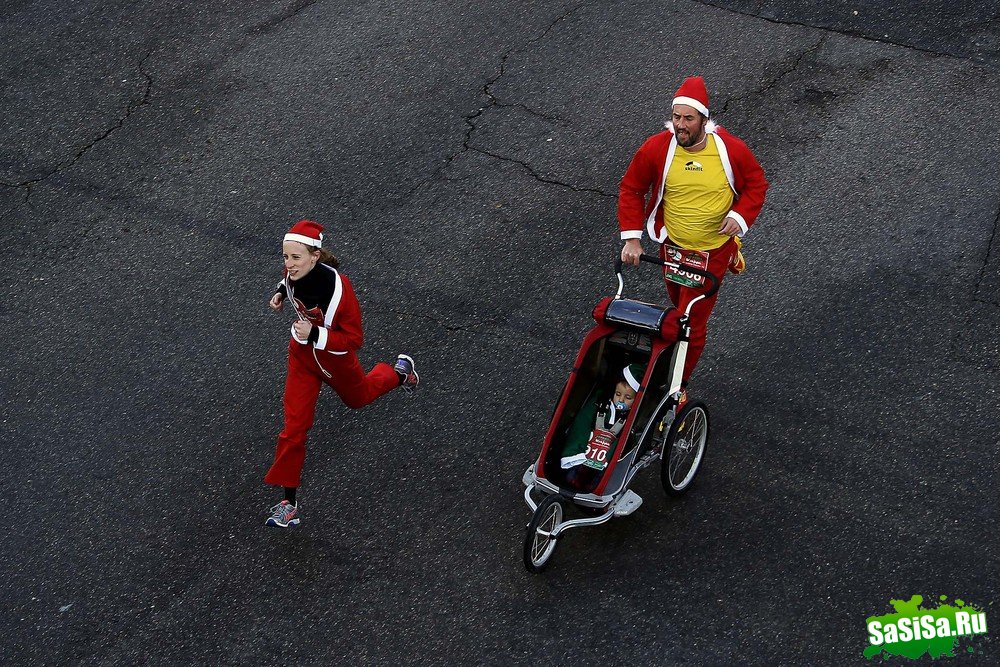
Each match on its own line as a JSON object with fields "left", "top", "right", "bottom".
{"left": 614, "top": 252, "right": 720, "bottom": 300}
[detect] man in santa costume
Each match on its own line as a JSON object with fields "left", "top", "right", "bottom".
{"left": 263, "top": 219, "right": 419, "bottom": 528}
{"left": 618, "top": 75, "right": 769, "bottom": 399}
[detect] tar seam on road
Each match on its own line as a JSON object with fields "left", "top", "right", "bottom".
{"left": 245, "top": 0, "right": 322, "bottom": 38}
{"left": 403, "top": 2, "right": 617, "bottom": 201}
{"left": 688, "top": 0, "right": 997, "bottom": 66}
{"left": 719, "top": 34, "right": 828, "bottom": 118}
{"left": 1, "top": 51, "right": 155, "bottom": 206}
{"left": 973, "top": 205, "right": 1000, "bottom": 308}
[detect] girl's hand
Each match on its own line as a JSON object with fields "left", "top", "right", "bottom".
{"left": 293, "top": 320, "right": 312, "bottom": 340}
{"left": 269, "top": 293, "right": 284, "bottom": 311}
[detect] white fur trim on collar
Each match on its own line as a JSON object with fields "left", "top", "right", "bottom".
{"left": 665, "top": 120, "right": 718, "bottom": 133}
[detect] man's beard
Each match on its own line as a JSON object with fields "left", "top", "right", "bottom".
{"left": 677, "top": 129, "right": 705, "bottom": 148}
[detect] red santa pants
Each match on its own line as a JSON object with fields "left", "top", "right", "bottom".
{"left": 264, "top": 340, "right": 399, "bottom": 488}
{"left": 661, "top": 236, "right": 738, "bottom": 383}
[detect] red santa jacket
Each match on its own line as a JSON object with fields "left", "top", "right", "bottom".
{"left": 276, "top": 263, "right": 363, "bottom": 354}
{"left": 618, "top": 122, "right": 769, "bottom": 244}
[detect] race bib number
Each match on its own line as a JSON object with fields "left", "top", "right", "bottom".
{"left": 583, "top": 429, "right": 615, "bottom": 470}
{"left": 662, "top": 244, "right": 709, "bottom": 288}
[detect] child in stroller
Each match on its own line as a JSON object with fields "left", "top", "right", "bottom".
{"left": 559, "top": 363, "right": 646, "bottom": 492}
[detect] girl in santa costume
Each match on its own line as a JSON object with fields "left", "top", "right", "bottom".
{"left": 263, "top": 219, "right": 419, "bottom": 528}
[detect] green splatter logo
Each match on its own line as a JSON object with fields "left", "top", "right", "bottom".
{"left": 865, "top": 595, "right": 988, "bottom": 660}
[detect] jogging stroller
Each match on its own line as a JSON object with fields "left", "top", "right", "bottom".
{"left": 522, "top": 254, "right": 719, "bottom": 572}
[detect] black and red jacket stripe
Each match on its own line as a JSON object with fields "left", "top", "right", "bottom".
{"left": 275, "top": 264, "right": 363, "bottom": 353}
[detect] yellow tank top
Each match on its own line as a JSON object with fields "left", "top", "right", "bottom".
{"left": 663, "top": 135, "right": 734, "bottom": 250}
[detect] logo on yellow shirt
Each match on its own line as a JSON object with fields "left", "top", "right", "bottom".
{"left": 684, "top": 160, "right": 703, "bottom": 171}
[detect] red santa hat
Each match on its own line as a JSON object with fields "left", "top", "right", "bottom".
{"left": 672, "top": 76, "right": 710, "bottom": 117}
{"left": 284, "top": 219, "right": 324, "bottom": 248}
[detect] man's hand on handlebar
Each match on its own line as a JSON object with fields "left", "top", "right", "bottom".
{"left": 621, "top": 238, "right": 643, "bottom": 266}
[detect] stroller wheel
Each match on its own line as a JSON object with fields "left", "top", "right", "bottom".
{"left": 523, "top": 494, "right": 564, "bottom": 573}
{"left": 661, "top": 400, "right": 709, "bottom": 496}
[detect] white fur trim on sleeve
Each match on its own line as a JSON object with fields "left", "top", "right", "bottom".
{"left": 621, "top": 230, "right": 643, "bottom": 240}
{"left": 315, "top": 327, "right": 329, "bottom": 350}
{"left": 561, "top": 454, "right": 589, "bottom": 469}
{"left": 727, "top": 210, "right": 748, "bottom": 236}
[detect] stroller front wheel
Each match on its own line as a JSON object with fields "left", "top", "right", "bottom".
{"left": 523, "top": 494, "right": 564, "bottom": 573}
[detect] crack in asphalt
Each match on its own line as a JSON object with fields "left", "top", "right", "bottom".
{"left": 720, "top": 34, "right": 827, "bottom": 117}
{"left": 0, "top": 51, "right": 154, "bottom": 204}
{"left": 479, "top": 4, "right": 578, "bottom": 126}
{"left": 954, "top": 204, "right": 1000, "bottom": 357}
{"left": 246, "top": 0, "right": 320, "bottom": 37}
{"left": 495, "top": 101, "right": 569, "bottom": 125}
{"left": 687, "top": 0, "right": 990, "bottom": 63}
{"left": 405, "top": 3, "right": 616, "bottom": 199}
{"left": 973, "top": 204, "right": 999, "bottom": 300}
{"left": 469, "top": 146, "right": 615, "bottom": 196}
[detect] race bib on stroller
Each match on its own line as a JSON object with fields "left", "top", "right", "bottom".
{"left": 662, "top": 244, "right": 709, "bottom": 288}
{"left": 584, "top": 429, "right": 615, "bottom": 470}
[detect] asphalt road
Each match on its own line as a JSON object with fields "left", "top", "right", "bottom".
{"left": 1, "top": 1, "right": 997, "bottom": 665}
